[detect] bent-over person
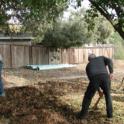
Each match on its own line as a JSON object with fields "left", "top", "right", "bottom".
{"left": 78, "top": 54, "right": 113, "bottom": 119}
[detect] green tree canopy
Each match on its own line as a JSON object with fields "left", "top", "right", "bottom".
{"left": 41, "top": 8, "right": 113, "bottom": 48}
{"left": 77, "top": 0, "right": 124, "bottom": 40}
{"left": 1, "top": 0, "right": 124, "bottom": 41}
{"left": 85, "top": 12, "right": 113, "bottom": 44}
{"left": 0, "top": 0, "right": 68, "bottom": 33}
{"left": 41, "top": 19, "right": 88, "bottom": 48}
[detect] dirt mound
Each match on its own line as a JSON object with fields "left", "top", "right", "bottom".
{"left": 0, "top": 80, "right": 123, "bottom": 124}
{"left": 1, "top": 63, "right": 124, "bottom": 124}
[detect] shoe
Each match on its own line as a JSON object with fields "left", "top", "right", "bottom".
{"left": 106, "top": 117, "right": 113, "bottom": 122}
{"left": 107, "top": 114, "right": 113, "bottom": 118}
{"left": 76, "top": 112, "right": 87, "bottom": 120}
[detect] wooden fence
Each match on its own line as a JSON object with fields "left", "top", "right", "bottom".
{"left": 0, "top": 44, "right": 114, "bottom": 68}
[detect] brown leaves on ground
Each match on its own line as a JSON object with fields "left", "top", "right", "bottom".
{"left": 0, "top": 79, "right": 123, "bottom": 124}
{"left": 0, "top": 85, "right": 75, "bottom": 124}
{"left": 1, "top": 63, "right": 124, "bottom": 124}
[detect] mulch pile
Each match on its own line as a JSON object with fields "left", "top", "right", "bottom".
{"left": 0, "top": 79, "right": 123, "bottom": 124}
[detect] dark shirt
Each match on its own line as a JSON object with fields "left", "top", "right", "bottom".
{"left": 86, "top": 56, "right": 113, "bottom": 79}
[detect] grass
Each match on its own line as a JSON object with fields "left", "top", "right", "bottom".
{"left": 0, "top": 79, "right": 123, "bottom": 124}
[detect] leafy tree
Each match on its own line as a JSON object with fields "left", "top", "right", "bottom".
{"left": 41, "top": 8, "right": 113, "bottom": 48}
{"left": 109, "top": 32, "right": 124, "bottom": 59}
{"left": 0, "top": 0, "right": 68, "bottom": 33}
{"left": 1, "top": 0, "right": 123, "bottom": 41}
{"left": 76, "top": 0, "right": 124, "bottom": 40}
{"left": 42, "top": 20, "right": 88, "bottom": 48}
{"left": 85, "top": 14, "right": 113, "bottom": 44}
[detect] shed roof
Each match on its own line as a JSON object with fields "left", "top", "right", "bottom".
{"left": 0, "top": 36, "right": 34, "bottom": 40}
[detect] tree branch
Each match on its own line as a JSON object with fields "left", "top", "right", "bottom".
{"left": 89, "top": 0, "right": 124, "bottom": 40}
{"left": 89, "top": 0, "right": 115, "bottom": 27}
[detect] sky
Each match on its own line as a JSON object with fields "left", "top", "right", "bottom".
{"left": 63, "top": 0, "right": 90, "bottom": 19}
{"left": 8, "top": 0, "right": 91, "bottom": 24}
{"left": 81, "top": 0, "right": 90, "bottom": 9}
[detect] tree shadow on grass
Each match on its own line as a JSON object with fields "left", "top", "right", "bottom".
{"left": 0, "top": 83, "right": 114, "bottom": 124}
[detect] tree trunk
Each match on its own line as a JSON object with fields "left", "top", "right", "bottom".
{"left": 89, "top": 0, "right": 124, "bottom": 40}
{"left": 114, "top": 26, "right": 124, "bottom": 40}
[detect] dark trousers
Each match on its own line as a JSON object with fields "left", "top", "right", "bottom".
{"left": 81, "top": 74, "right": 113, "bottom": 118}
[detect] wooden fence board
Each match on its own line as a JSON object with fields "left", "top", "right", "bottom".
{"left": 61, "top": 49, "right": 68, "bottom": 64}
{"left": 0, "top": 44, "right": 114, "bottom": 68}
{"left": 49, "top": 49, "right": 61, "bottom": 64}
{"left": 41, "top": 47, "right": 49, "bottom": 64}
{"left": 0, "top": 45, "right": 11, "bottom": 68}
{"left": 78, "top": 48, "right": 84, "bottom": 63}
{"left": 68, "top": 48, "right": 75, "bottom": 64}
{"left": 11, "top": 45, "right": 30, "bottom": 68}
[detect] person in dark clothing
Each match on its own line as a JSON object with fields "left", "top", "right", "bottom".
{"left": 78, "top": 54, "right": 113, "bottom": 119}
{"left": 0, "top": 54, "right": 5, "bottom": 96}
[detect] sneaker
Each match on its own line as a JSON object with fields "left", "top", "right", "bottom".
{"left": 105, "top": 117, "right": 113, "bottom": 122}
{"left": 76, "top": 112, "right": 87, "bottom": 120}
{"left": 107, "top": 115, "right": 113, "bottom": 118}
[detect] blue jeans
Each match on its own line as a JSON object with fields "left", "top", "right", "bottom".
{"left": 0, "top": 62, "right": 4, "bottom": 95}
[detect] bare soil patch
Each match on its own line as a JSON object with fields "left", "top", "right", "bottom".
{"left": 0, "top": 61, "right": 124, "bottom": 124}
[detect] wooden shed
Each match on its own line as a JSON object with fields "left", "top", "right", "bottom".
{"left": 0, "top": 33, "right": 33, "bottom": 45}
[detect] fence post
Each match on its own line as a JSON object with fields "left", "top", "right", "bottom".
{"left": 10, "top": 44, "right": 12, "bottom": 68}
{"left": 29, "top": 45, "right": 32, "bottom": 64}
